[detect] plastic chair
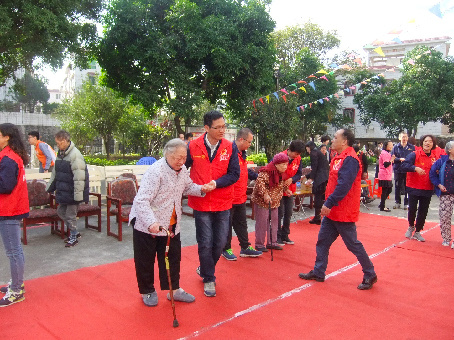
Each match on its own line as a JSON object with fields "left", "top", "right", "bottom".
{"left": 372, "top": 178, "right": 382, "bottom": 198}
{"left": 136, "top": 157, "right": 156, "bottom": 165}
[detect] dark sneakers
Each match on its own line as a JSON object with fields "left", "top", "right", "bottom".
{"left": 309, "top": 218, "right": 321, "bottom": 225}
{"left": 298, "top": 270, "right": 325, "bottom": 282}
{"left": 266, "top": 244, "right": 283, "bottom": 250}
{"left": 255, "top": 246, "right": 269, "bottom": 253}
{"left": 282, "top": 237, "right": 294, "bottom": 245}
{"left": 357, "top": 275, "right": 378, "bottom": 290}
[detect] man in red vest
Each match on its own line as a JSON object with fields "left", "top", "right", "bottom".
{"left": 27, "top": 131, "right": 56, "bottom": 173}
{"left": 299, "top": 129, "right": 377, "bottom": 290}
{"left": 277, "top": 140, "right": 304, "bottom": 245}
{"left": 185, "top": 111, "right": 240, "bottom": 297}
{"left": 221, "top": 128, "right": 261, "bottom": 261}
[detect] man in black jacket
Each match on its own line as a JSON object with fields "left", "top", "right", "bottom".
{"left": 304, "top": 141, "right": 329, "bottom": 224}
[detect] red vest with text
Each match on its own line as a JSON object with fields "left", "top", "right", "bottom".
{"left": 281, "top": 150, "right": 301, "bottom": 196}
{"left": 325, "top": 147, "right": 361, "bottom": 222}
{"left": 35, "top": 140, "right": 55, "bottom": 168}
{"left": 0, "top": 146, "right": 29, "bottom": 217}
{"left": 188, "top": 134, "right": 234, "bottom": 211}
{"left": 232, "top": 152, "right": 248, "bottom": 205}
{"left": 406, "top": 148, "right": 438, "bottom": 190}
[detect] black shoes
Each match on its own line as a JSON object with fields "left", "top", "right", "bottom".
{"left": 298, "top": 270, "right": 325, "bottom": 282}
{"left": 255, "top": 246, "right": 269, "bottom": 252}
{"left": 309, "top": 218, "right": 321, "bottom": 225}
{"left": 357, "top": 275, "right": 378, "bottom": 290}
{"left": 266, "top": 244, "right": 283, "bottom": 250}
{"left": 282, "top": 237, "right": 294, "bottom": 245}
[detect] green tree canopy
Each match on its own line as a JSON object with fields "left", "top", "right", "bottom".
{"left": 55, "top": 82, "right": 130, "bottom": 158}
{"left": 352, "top": 46, "right": 454, "bottom": 137}
{"left": 97, "top": 0, "right": 276, "bottom": 134}
{"left": 0, "top": 0, "right": 103, "bottom": 85}
{"left": 272, "top": 22, "right": 340, "bottom": 69}
{"left": 11, "top": 72, "right": 50, "bottom": 113}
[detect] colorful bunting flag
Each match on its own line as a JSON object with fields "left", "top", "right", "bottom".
{"left": 374, "top": 47, "right": 385, "bottom": 57}
{"left": 318, "top": 99, "right": 323, "bottom": 104}
{"left": 353, "top": 58, "right": 362, "bottom": 66}
{"left": 283, "top": 95, "right": 287, "bottom": 102}
{"left": 259, "top": 98, "right": 264, "bottom": 105}
{"left": 320, "top": 75, "right": 329, "bottom": 81}
{"left": 309, "top": 82, "right": 316, "bottom": 91}
{"left": 266, "top": 95, "right": 270, "bottom": 103}
{"left": 273, "top": 92, "right": 279, "bottom": 101}
{"left": 281, "top": 89, "right": 289, "bottom": 95}
{"left": 407, "top": 59, "right": 415, "bottom": 65}
{"left": 317, "top": 69, "right": 328, "bottom": 74}
{"left": 299, "top": 86, "right": 306, "bottom": 93}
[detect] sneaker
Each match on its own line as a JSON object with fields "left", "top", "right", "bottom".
{"left": 0, "top": 289, "right": 25, "bottom": 307}
{"left": 393, "top": 203, "right": 401, "bottom": 209}
{"left": 282, "top": 237, "right": 294, "bottom": 245}
{"left": 221, "top": 249, "right": 237, "bottom": 261}
{"left": 442, "top": 241, "right": 450, "bottom": 247}
{"left": 413, "top": 232, "right": 425, "bottom": 242}
{"left": 357, "top": 275, "right": 378, "bottom": 290}
{"left": 0, "top": 280, "right": 25, "bottom": 294}
{"left": 65, "top": 237, "right": 78, "bottom": 247}
{"left": 309, "top": 218, "right": 321, "bottom": 225}
{"left": 142, "top": 291, "right": 158, "bottom": 307}
{"left": 255, "top": 246, "right": 268, "bottom": 253}
{"left": 276, "top": 237, "right": 285, "bottom": 246}
{"left": 266, "top": 244, "right": 283, "bottom": 250}
{"left": 204, "top": 282, "right": 216, "bottom": 297}
{"left": 298, "top": 270, "right": 325, "bottom": 282}
{"left": 240, "top": 246, "right": 263, "bottom": 257}
{"left": 364, "top": 197, "right": 375, "bottom": 204}
{"left": 168, "top": 288, "right": 195, "bottom": 303}
{"left": 405, "top": 226, "right": 415, "bottom": 239}
{"left": 64, "top": 232, "right": 81, "bottom": 243}
{"left": 403, "top": 205, "right": 409, "bottom": 210}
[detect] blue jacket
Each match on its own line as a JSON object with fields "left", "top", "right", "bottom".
{"left": 430, "top": 155, "right": 450, "bottom": 197}
{"left": 391, "top": 143, "right": 415, "bottom": 173}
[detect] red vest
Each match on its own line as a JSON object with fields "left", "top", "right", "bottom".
{"left": 281, "top": 150, "right": 301, "bottom": 196}
{"left": 0, "top": 146, "right": 29, "bottom": 217}
{"left": 325, "top": 147, "right": 361, "bottom": 222}
{"left": 35, "top": 140, "right": 55, "bottom": 168}
{"left": 232, "top": 152, "right": 248, "bottom": 205}
{"left": 406, "top": 148, "right": 438, "bottom": 190}
{"left": 188, "top": 134, "right": 234, "bottom": 211}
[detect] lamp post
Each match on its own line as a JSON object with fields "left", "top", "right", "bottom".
{"left": 274, "top": 65, "right": 281, "bottom": 91}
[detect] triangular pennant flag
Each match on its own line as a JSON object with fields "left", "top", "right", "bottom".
{"left": 374, "top": 47, "right": 385, "bottom": 57}
{"left": 309, "top": 103, "right": 312, "bottom": 108}
{"left": 281, "top": 88, "right": 289, "bottom": 95}
{"left": 318, "top": 99, "right": 324, "bottom": 104}
{"left": 259, "top": 98, "right": 264, "bottom": 105}
{"left": 324, "top": 97, "right": 329, "bottom": 101}
{"left": 408, "top": 18, "right": 416, "bottom": 23}
{"left": 266, "top": 95, "right": 270, "bottom": 103}
{"left": 309, "top": 82, "right": 316, "bottom": 91}
{"left": 282, "top": 95, "right": 287, "bottom": 102}
{"left": 407, "top": 59, "right": 415, "bottom": 65}
{"left": 388, "top": 29, "right": 403, "bottom": 34}
{"left": 392, "top": 37, "right": 402, "bottom": 44}
{"left": 300, "top": 105, "right": 305, "bottom": 112}
{"left": 289, "top": 83, "right": 297, "bottom": 88}
{"left": 290, "top": 91, "right": 298, "bottom": 95}
{"left": 299, "top": 86, "right": 307, "bottom": 93}
{"left": 353, "top": 58, "right": 362, "bottom": 66}
{"left": 345, "top": 88, "right": 351, "bottom": 93}
{"left": 334, "top": 93, "right": 339, "bottom": 98}
{"left": 429, "top": 3, "right": 442, "bottom": 18}
{"left": 297, "top": 106, "right": 300, "bottom": 112}
{"left": 273, "top": 92, "right": 279, "bottom": 101}
{"left": 297, "top": 80, "right": 307, "bottom": 84}
{"left": 253, "top": 99, "right": 255, "bottom": 109}
{"left": 329, "top": 63, "right": 339, "bottom": 69}
{"left": 320, "top": 75, "right": 329, "bottom": 81}
{"left": 329, "top": 71, "right": 335, "bottom": 75}
{"left": 308, "top": 74, "right": 316, "bottom": 78}
{"left": 316, "top": 69, "right": 328, "bottom": 74}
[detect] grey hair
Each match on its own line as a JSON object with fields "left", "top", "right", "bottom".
{"left": 446, "top": 141, "right": 454, "bottom": 154}
{"left": 163, "top": 138, "right": 187, "bottom": 157}
{"left": 55, "top": 130, "right": 71, "bottom": 141}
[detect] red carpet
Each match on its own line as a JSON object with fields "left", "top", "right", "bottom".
{"left": 2, "top": 213, "right": 454, "bottom": 339}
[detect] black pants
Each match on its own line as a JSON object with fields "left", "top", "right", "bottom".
{"left": 133, "top": 228, "right": 181, "bottom": 294}
{"left": 379, "top": 186, "right": 393, "bottom": 210}
{"left": 394, "top": 172, "right": 408, "bottom": 205}
{"left": 407, "top": 194, "right": 432, "bottom": 232}
{"left": 278, "top": 195, "right": 294, "bottom": 239}
{"left": 313, "top": 181, "right": 327, "bottom": 220}
{"left": 224, "top": 203, "right": 250, "bottom": 250}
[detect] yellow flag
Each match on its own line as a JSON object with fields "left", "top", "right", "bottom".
{"left": 374, "top": 47, "right": 385, "bottom": 57}
{"left": 316, "top": 69, "right": 328, "bottom": 74}
{"left": 299, "top": 86, "right": 307, "bottom": 93}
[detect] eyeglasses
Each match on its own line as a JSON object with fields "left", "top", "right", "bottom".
{"left": 210, "top": 125, "right": 226, "bottom": 130}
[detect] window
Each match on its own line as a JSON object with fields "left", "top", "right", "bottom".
{"left": 343, "top": 108, "right": 355, "bottom": 121}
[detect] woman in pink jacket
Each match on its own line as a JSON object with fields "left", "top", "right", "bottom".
{"left": 378, "top": 141, "right": 396, "bottom": 212}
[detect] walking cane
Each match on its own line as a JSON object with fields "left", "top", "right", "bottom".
{"left": 269, "top": 201, "right": 273, "bottom": 261}
{"left": 159, "top": 226, "right": 179, "bottom": 328}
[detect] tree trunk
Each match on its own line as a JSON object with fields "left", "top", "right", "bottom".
{"left": 174, "top": 116, "right": 184, "bottom": 135}
{"left": 104, "top": 136, "right": 111, "bottom": 159}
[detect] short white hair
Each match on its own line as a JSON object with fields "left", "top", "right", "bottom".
{"left": 446, "top": 141, "right": 454, "bottom": 154}
{"left": 163, "top": 138, "right": 187, "bottom": 157}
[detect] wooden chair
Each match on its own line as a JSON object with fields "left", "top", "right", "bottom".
{"left": 106, "top": 178, "right": 137, "bottom": 241}
{"left": 22, "top": 179, "right": 64, "bottom": 245}
{"left": 118, "top": 172, "right": 139, "bottom": 190}
{"left": 77, "top": 193, "right": 102, "bottom": 233}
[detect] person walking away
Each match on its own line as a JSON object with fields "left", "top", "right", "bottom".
{"left": 46, "top": 130, "right": 89, "bottom": 247}
{"left": 252, "top": 153, "right": 292, "bottom": 252}
{"left": 129, "top": 138, "right": 215, "bottom": 307}
{"left": 221, "top": 128, "right": 261, "bottom": 261}
{"left": 277, "top": 140, "right": 304, "bottom": 245}
{"left": 429, "top": 141, "right": 454, "bottom": 248}
{"left": 27, "top": 131, "right": 56, "bottom": 173}
{"left": 0, "top": 123, "right": 29, "bottom": 307}
{"left": 391, "top": 132, "right": 415, "bottom": 210}
{"left": 299, "top": 129, "right": 377, "bottom": 290}
{"left": 304, "top": 141, "right": 329, "bottom": 225}
{"left": 378, "top": 141, "right": 395, "bottom": 212}
{"left": 401, "top": 135, "right": 440, "bottom": 241}
{"left": 185, "top": 111, "right": 240, "bottom": 297}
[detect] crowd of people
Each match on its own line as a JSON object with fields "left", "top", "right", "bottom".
{"left": 1, "top": 114, "right": 453, "bottom": 308}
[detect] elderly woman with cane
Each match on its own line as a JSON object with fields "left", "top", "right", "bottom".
{"left": 129, "top": 138, "right": 215, "bottom": 307}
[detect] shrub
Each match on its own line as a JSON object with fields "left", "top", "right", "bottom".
{"left": 246, "top": 153, "right": 268, "bottom": 166}
{"left": 84, "top": 156, "right": 137, "bottom": 166}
